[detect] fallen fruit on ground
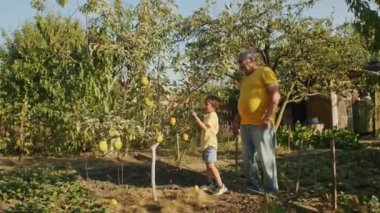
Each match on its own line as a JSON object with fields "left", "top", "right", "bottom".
{"left": 156, "top": 133, "right": 164, "bottom": 143}
{"left": 113, "top": 137, "right": 122, "bottom": 150}
{"left": 182, "top": 133, "right": 189, "bottom": 141}
{"left": 110, "top": 198, "right": 118, "bottom": 206}
{"left": 99, "top": 140, "right": 108, "bottom": 152}
{"left": 194, "top": 185, "right": 200, "bottom": 192}
{"left": 169, "top": 117, "right": 176, "bottom": 126}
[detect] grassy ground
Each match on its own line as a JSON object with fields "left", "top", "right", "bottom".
{"left": 171, "top": 140, "right": 380, "bottom": 212}
{"left": 0, "top": 153, "right": 281, "bottom": 213}
{"left": 0, "top": 141, "right": 379, "bottom": 212}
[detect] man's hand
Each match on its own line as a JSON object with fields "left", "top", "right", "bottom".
{"left": 261, "top": 117, "right": 270, "bottom": 129}
{"left": 262, "top": 84, "right": 280, "bottom": 130}
{"left": 233, "top": 121, "right": 240, "bottom": 136}
{"left": 233, "top": 114, "right": 241, "bottom": 136}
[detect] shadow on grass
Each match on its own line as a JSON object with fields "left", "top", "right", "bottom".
{"left": 0, "top": 153, "right": 208, "bottom": 189}
{"left": 274, "top": 148, "right": 380, "bottom": 198}
{"left": 217, "top": 148, "right": 380, "bottom": 211}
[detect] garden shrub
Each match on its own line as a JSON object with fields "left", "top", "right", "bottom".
{"left": 0, "top": 168, "right": 106, "bottom": 212}
{"left": 277, "top": 122, "right": 362, "bottom": 150}
{"left": 315, "top": 128, "right": 362, "bottom": 150}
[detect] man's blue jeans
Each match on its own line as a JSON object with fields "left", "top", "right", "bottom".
{"left": 240, "top": 124, "right": 278, "bottom": 193}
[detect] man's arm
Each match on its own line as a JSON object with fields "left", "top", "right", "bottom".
{"left": 234, "top": 113, "right": 241, "bottom": 124}
{"left": 262, "top": 84, "right": 281, "bottom": 124}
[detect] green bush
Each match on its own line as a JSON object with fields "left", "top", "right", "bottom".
{"left": 0, "top": 168, "right": 106, "bottom": 212}
{"left": 292, "top": 122, "right": 316, "bottom": 149}
{"left": 277, "top": 122, "right": 316, "bottom": 149}
{"left": 277, "top": 123, "right": 362, "bottom": 150}
{"left": 315, "top": 128, "right": 362, "bottom": 150}
{"left": 276, "top": 125, "right": 291, "bottom": 148}
{"left": 366, "top": 196, "right": 380, "bottom": 213}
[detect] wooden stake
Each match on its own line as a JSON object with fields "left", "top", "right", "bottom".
{"left": 85, "top": 157, "right": 89, "bottom": 180}
{"left": 235, "top": 135, "right": 239, "bottom": 173}
{"left": 287, "top": 125, "right": 292, "bottom": 151}
{"left": 176, "top": 133, "right": 180, "bottom": 161}
{"left": 176, "top": 139, "right": 191, "bottom": 168}
{"left": 295, "top": 140, "right": 303, "bottom": 193}
{"left": 151, "top": 143, "right": 159, "bottom": 202}
{"left": 330, "top": 140, "right": 337, "bottom": 210}
{"left": 117, "top": 167, "right": 120, "bottom": 185}
{"left": 121, "top": 159, "right": 124, "bottom": 185}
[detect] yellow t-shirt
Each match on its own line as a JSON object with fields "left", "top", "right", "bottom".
{"left": 238, "top": 66, "right": 278, "bottom": 125}
{"left": 201, "top": 112, "right": 219, "bottom": 150}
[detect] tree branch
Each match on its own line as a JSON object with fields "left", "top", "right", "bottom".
{"left": 288, "top": 92, "right": 323, "bottom": 103}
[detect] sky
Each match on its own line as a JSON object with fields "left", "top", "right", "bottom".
{"left": 0, "top": 0, "right": 356, "bottom": 80}
{"left": 0, "top": 0, "right": 354, "bottom": 34}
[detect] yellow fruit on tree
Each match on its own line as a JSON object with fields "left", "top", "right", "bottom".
{"left": 156, "top": 133, "right": 164, "bottom": 143}
{"left": 144, "top": 98, "right": 154, "bottom": 107}
{"left": 108, "top": 128, "right": 120, "bottom": 137}
{"left": 110, "top": 198, "right": 118, "bottom": 206}
{"left": 182, "top": 133, "right": 189, "bottom": 141}
{"left": 99, "top": 140, "right": 108, "bottom": 152}
{"left": 113, "top": 137, "right": 122, "bottom": 150}
{"left": 172, "top": 102, "right": 178, "bottom": 108}
{"left": 140, "top": 75, "right": 149, "bottom": 86}
{"left": 169, "top": 117, "right": 176, "bottom": 126}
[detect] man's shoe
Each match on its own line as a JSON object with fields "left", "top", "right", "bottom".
{"left": 248, "top": 188, "right": 277, "bottom": 199}
{"left": 247, "top": 186, "right": 263, "bottom": 194}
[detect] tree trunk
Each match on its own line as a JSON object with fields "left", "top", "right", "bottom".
{"left": 176, "top": 133, "right": 180, "bottom": 161}
{"left": 18, "top": 96, "right": 28, "bottom": 162}
{"left": 18, "top": 114, "right": 24, "bottom": 162}
{"left": 275, "top": 82, "right": 296, "bottom": 129}
{"left": 276, "top": 99, "right": 289, "bottom": 130}
{"left": 176, "top": 139, "right": 191, "bottom": 168}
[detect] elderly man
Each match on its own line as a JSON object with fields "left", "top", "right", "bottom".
{"left": 233, "top": 50, "right": 281, "bottom": 194}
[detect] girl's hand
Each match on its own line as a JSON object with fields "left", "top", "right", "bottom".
{"left": 191, "top": 111, "right": 197, "bottom": 118}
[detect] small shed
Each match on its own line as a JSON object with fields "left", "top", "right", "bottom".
{"left": 281, "top": 57, "right": 380, "bottom": 138}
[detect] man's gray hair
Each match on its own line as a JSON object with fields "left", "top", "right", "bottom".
{"left": 237, "top": 50, "right": 257, "bottom": 62}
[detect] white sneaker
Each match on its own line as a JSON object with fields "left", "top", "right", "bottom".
{"left": 212, "top": 184, "right": 228, "bottom": 195}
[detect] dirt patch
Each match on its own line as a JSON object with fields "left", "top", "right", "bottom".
{"left": 85, "top": 179, "right": 266, "bottom": 213}
{"left": 0, "top": 154, "right": 270, "bottom": 212}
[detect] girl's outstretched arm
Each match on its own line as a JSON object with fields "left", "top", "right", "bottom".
{"left": 191, "top": 111, "right": 209, "bottom": 131}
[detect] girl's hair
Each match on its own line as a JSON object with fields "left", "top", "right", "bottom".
{"left": 205, "top": 95, "right": 221, "bottom": 110}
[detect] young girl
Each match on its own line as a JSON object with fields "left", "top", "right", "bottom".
{"left": 191, "top": 95, "right": 227, "bottom": 195}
